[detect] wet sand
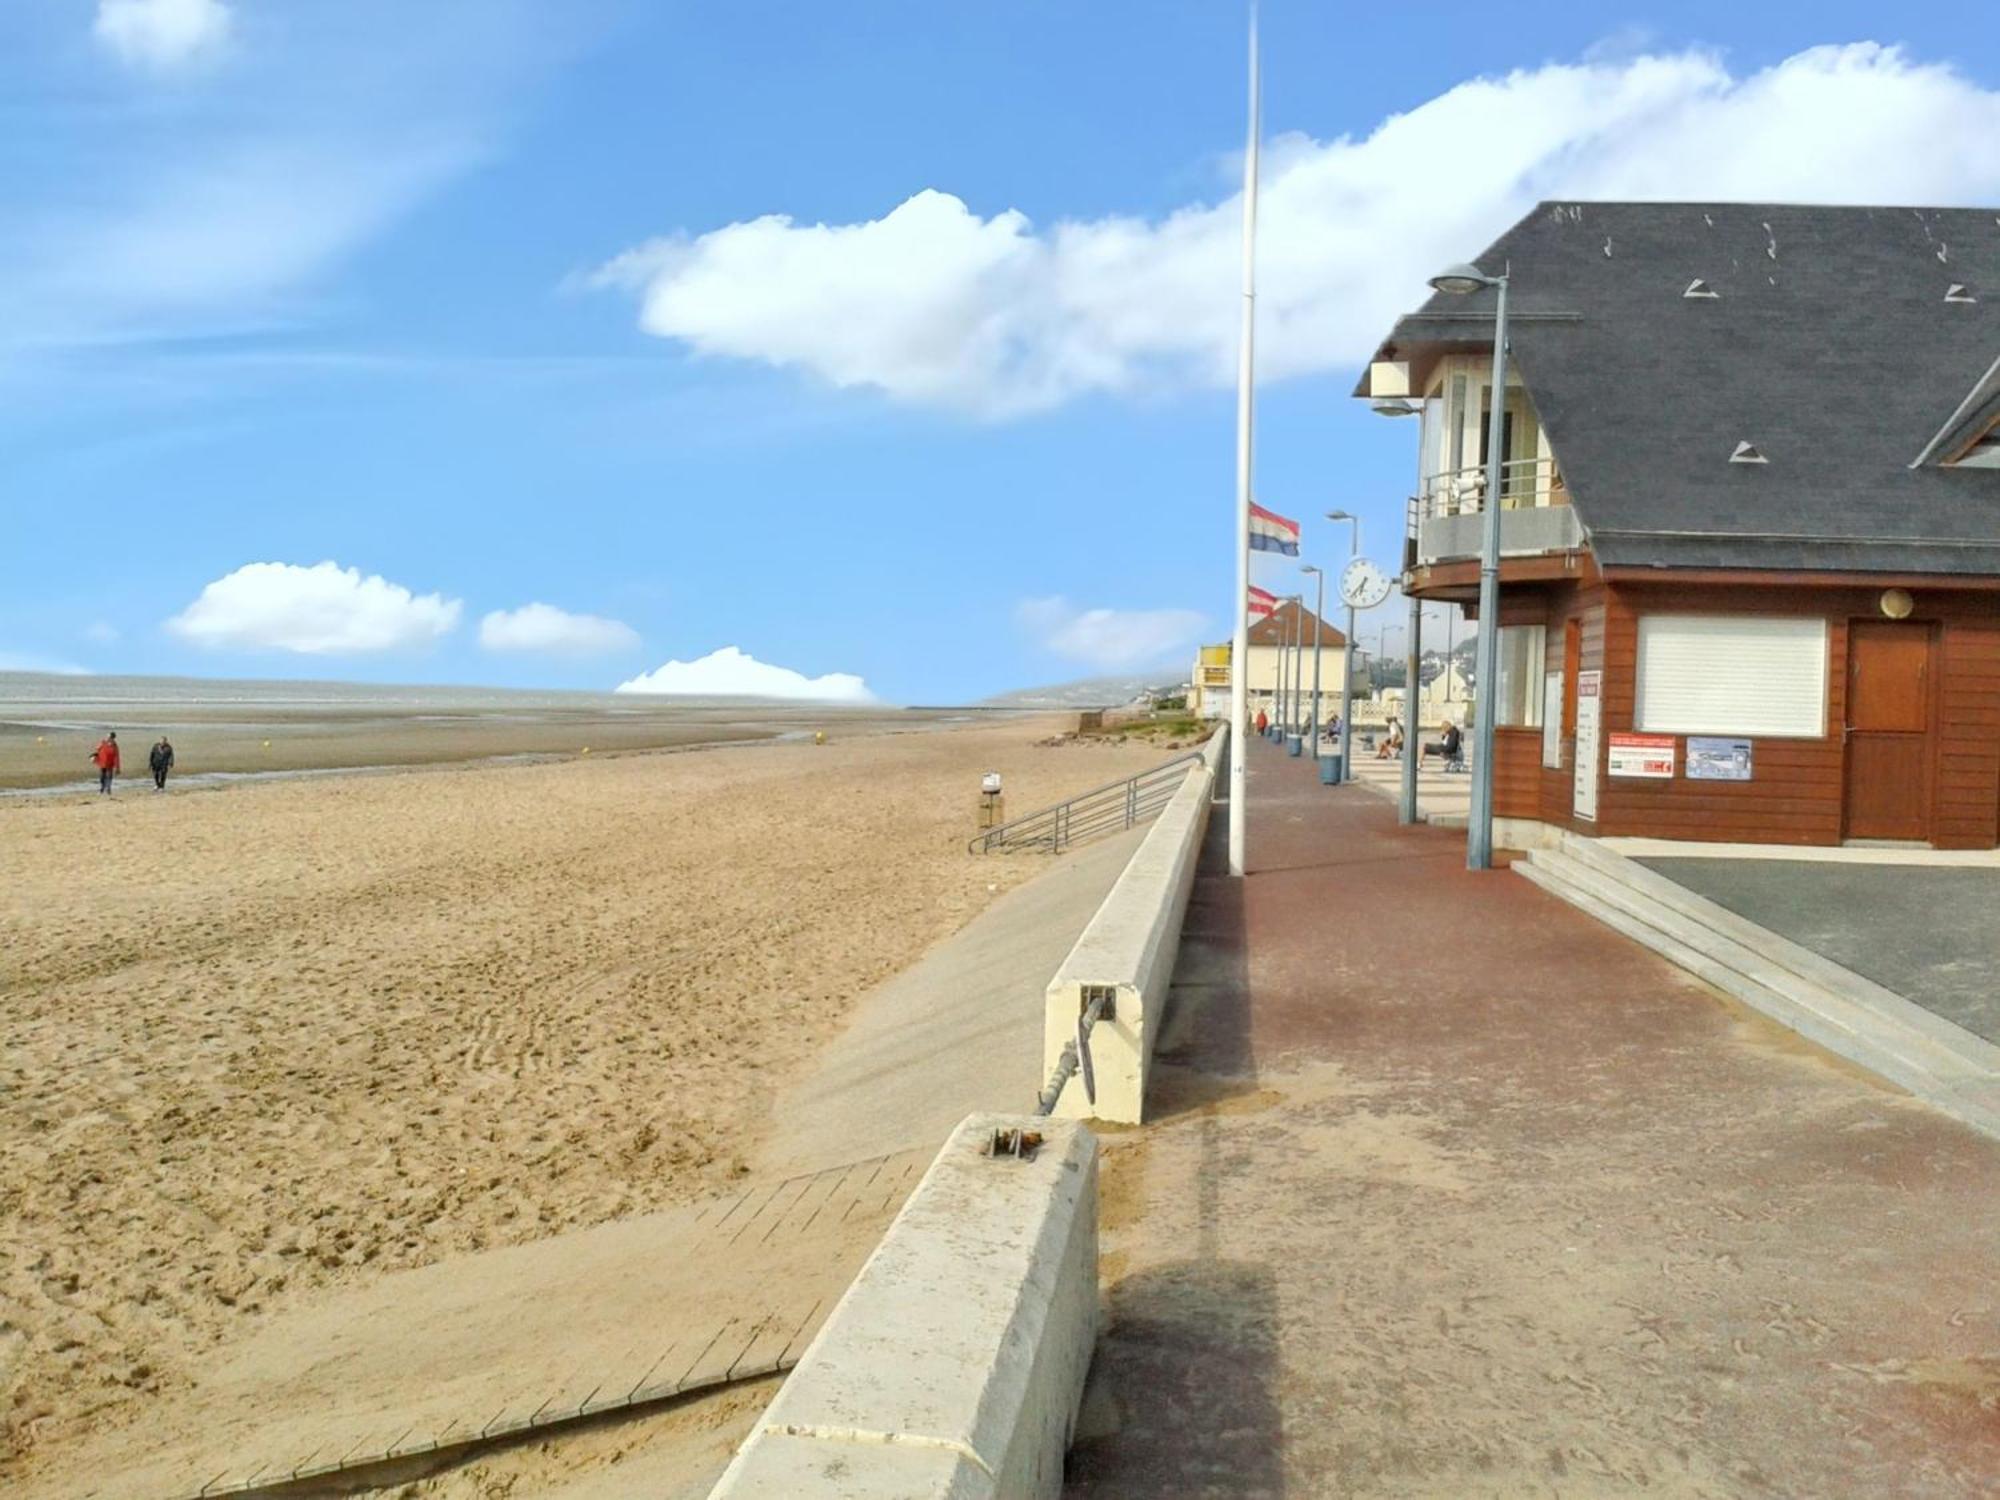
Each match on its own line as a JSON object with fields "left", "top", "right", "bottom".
{"left": 0, "top": 719, "right": 1163, "bottom": 1478}
{"left": 0, "top": 678, "right": 956, "bottom": 791}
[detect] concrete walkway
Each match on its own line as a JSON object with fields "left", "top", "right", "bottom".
{"left": 1637, "top": 858, "right": 2000, "bottom": 1048}
{"left": 1066, "top": 737, "right": 2000, "bottom": 1499}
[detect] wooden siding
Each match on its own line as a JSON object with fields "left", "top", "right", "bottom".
{"left": 1471, "top": 578, "right": 2000, "bottom": 849}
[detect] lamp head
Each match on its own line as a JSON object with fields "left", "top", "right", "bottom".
{"left": 1369, "top": 398, "right": 1421, "bottom": 418}
{"left": 1326, "top": 508, "right": 1353, "bottom": 521}
{"left": 1428, "top": 262, "right": 1494, "bottom": 296}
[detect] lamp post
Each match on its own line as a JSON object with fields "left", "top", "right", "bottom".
{"left": 1290, "top": 596, "right": 1304, "bottom": 739}
{"left": 1301, "top": 563, "right": 1325, "bottom": 749}
{"left": 1427, "top": 261, "right": 1510, "bottom": 870}
{"left": 1366, "top": 399, "right": 1423, "bottom": 824}
{"left": 1326, "top": 510, "right": 1358, "bottom": 778}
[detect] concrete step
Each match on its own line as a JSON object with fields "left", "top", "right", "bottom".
{"left": 1516, "top": 847, "right": 2000, "bottom": 1143}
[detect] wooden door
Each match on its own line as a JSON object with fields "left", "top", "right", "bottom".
{"left": 1843, "top": 622, "right": 1936, "bottom": 841}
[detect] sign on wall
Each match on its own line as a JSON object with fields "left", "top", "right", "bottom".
{"left": 1573, "top": 670, "right": 1601, "bottom": 821}
{"left": 1608, "top": 732, "right": 1676, "bottom": 779}
{"left": 1541, "top": 671, "right": 1563, "bottom": 769}
{"left": 1687, "top": 737, "right": 1753, "bottom": 781}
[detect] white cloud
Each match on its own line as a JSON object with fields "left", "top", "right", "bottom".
{"left": 82, "top": 621, "right": 121, "bottom": 645}
{"left": 166, "top": 561, "right": 461, "bottom": 654}
{"left": 594, "top": 44, "right": 2000, "bottom": 416}
{"left": 1017, "top": 597, "right": 1207, "bottom": 671}
{"left": 479, "top": 602, "right": 640, "bottom": 655}
{"left": 615, "top": 646, "right": 873, "bottom": 702}
{"left": 95, "top": 0, "right": 232, "bottom": 72}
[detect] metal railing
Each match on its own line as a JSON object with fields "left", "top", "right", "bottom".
{"left": 1406, "top": 457, "right": 1583, "bottom": 565}
{"left": 1413, "top": 456, "right": 1564, "bottom": 522}
{"left": 967, "top": 749, "right": 1205, "bottom": 855}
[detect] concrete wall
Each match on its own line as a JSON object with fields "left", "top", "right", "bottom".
{"left": 1042, "top": 729, "right": 1221, "bottom": 1124}
{"left": 707, "top": 1114, "right": 1099, "bottom": 1499}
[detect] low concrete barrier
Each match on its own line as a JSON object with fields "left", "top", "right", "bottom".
{"left": 707, "top": 1113, "right": 1099, "bottom": 1499}
{"left": 1042, "top": 727, "right": 1222, "bottom": 1123}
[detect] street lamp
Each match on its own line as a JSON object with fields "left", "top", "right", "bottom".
{"left": 1427, "top": 260, "right": 1510, "bottom": 870}
{"left": 1326, "top": 510, "right": 1358, "bottom": 779}
{"left": 1301, "top": 563, "right": 1325, "bottom": 749}
{"left": 1368, "top": 398, "right": 1423, "bottom": 826}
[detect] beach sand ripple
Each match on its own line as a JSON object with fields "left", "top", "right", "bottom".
{"left": 0, "top": 723, "right": 1165, "bottom": 1473}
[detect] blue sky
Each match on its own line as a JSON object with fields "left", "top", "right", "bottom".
{"left": 5, "top": 1, "right": 1999, "bottom": 701}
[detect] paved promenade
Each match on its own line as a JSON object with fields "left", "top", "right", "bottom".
{"left": 1066, "top": 737, "right": 2000, "bottom": 1499}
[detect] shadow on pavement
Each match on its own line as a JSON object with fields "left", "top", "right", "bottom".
{"left": 1066, "top": 774, "right": 1287, "bottom": 1498}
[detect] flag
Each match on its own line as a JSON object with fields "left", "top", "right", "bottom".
{"left": 1248, "top": 502, "right": 1300, "bottom": 556}
{"left": 1246, "top": 585, "right": 1278, "bottom": 619}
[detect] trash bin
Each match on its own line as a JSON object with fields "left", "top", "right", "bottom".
{"left": 1319, "top": 753, "right": 1343, "bottom": 784}
{"left": 1287, "top": 734, "right": 1303, "bottom": 757}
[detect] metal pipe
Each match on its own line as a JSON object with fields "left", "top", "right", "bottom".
{"left": 1302, "top": 563, "right": 1325, "bottom": 748}
{"left": 1400, "top": 595, "right": 1421, "bottom": 824}
{"left": 1226, "top": 7, "right": 1260, "bottom": 879}
{"left": 1468, "top": 275, "right": 1510, "bottom": 870}
{"left": 1290, "top": 597, "right": 1303, "bottom": 736}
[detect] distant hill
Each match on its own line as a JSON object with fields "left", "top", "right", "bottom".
{"left": 979, "top": 674, "right": 1181, "bottom": 710}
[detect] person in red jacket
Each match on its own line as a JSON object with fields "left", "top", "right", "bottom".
{"left": 91, "top": 732, "right": 120, "bottom": 795}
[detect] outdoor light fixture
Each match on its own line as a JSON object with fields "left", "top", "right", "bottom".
{"left": 1428, "top": 259, "right": 1511, "bottom": 871}
{"left": 1428, "top": 262, "right": 1496, "bottom": 296}
{"left": 1370, "top": 398, "right": 1421, "bottom": 418}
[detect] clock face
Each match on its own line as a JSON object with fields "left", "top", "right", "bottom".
{"left": 1339, "top": 557, "right": 1393, "bottom": 610}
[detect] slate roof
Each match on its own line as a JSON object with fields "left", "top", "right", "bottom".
{"left": 1361, "top": 202, "right": 2000, "bottom": 574}
{"left": 1247, "top": 598, "right": 1346, "bottom": 648}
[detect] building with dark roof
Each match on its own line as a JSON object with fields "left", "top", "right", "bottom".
{"left": 1355, "top": 201, "right": 2000, "bottom": 848}
{"left": 1189, "top": 598, "right": 1351, "bottom": 727}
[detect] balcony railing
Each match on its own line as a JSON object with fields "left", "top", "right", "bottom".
{"left": 1406, "top": 457, "right": 1582, "bottom": 566}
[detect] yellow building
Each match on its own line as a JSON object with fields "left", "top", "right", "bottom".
{"left": 1189, "top": 600, "right": 1356, "bottom": 725}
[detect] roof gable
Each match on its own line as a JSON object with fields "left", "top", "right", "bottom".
{"left": 1247, "top": 599, "right": 1346, "bottom": 647}
{"left": 1368, "top": 202, "right": 2000, "bottom": 574}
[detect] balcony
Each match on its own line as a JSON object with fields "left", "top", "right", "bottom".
{"left": 1406, "top": 458, "right": 1583, "bottom": 566}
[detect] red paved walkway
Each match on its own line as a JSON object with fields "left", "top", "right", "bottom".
{"left": 1066, "top": 735, "right": 2000, "bottom": 1499}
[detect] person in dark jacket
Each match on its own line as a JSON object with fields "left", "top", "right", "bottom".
{"left": 149, "top": 737, "right": 175, "bottom": 791}
{"left": 91, "top": 731, "right": 120, "bottom": 794}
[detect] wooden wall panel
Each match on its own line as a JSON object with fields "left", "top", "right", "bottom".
{"left": 1936, "top": 620, "right": 2000, "bottom": 848}
{"left": 1442, "top": 572, "right": 2000, "bottom": 849}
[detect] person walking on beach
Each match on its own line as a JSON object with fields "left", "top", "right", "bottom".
{"left": 149, "top": 736, "right": 175, "bottom": 791}
{"left": 91, "top": 731, "right": 120, "bottom": 795}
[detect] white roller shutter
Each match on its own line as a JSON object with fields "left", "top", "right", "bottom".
{"left": 1635, "top": 616, "right": 1827, "bottom": 737}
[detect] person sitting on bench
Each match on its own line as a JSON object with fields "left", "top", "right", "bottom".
{"left": 1375, "top": 722, "right": 1404, "bottom": 759}
{"left": 1419, "top": 720, "right": 1463, "bottom": 768}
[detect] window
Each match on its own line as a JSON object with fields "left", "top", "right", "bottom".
{"left": 1635, "top": 616, "right": 1827, "bottom": 737}
{"left": 1495, "top": 625, "right": 1545, "bottom": 728}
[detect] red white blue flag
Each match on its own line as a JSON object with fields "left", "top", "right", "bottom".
{"left": 1248, "top": 502, "right": 1301, "bottom": 556}
{"left": 1246, "top": 585, "right": 1278, "bottom": 619}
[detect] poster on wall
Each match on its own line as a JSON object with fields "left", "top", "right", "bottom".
{"left": 1687, "top": 737, "right": 1753, "bottom": 781}
{"left": 1573, "top": 670, "right": 1600, "bottom": 821}
{"left": 1608, "top": 732, "right": 1676, "bottom": 778}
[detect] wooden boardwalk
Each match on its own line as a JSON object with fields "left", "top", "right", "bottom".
{"left": 22, "top": 1151, "right": 929, "bottom": 1500}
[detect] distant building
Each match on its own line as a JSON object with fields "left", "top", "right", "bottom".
{"left": 1190, "top": 599, "right": 1354, "bottom": 725}
{"left": 1355, "top": 200, "right": 2000, "bottom": 849}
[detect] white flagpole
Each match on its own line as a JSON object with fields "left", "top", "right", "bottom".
{"left": 1227, "top": 1, "right": 1260, "bottom": 878}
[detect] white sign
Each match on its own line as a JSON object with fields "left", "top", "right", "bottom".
{"left": 1573, "top": 669, "right": 1600, "bottom": 821}
{"left": 1541, "top": 671, "right": 1563, "bottom": 769}
{"left": 1608, "top": 733, "right": 1676, "bottom": 779}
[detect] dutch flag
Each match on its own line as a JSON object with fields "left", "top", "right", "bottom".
{"left": 1246, "top": 585, "right": 1278, "bottom": 620}
{"left": 1248, "top": 502, "right": 1301, "bottom": 556}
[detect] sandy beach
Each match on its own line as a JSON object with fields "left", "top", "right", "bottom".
{"left": 0, "top": 718, "right": 1169, "bottom": 1477}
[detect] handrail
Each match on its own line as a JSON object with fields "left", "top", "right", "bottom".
{"left": 968, "top": 748, "right": 1205, "bottom": 855}
{"left": 1415, "top": 456, "right": 1563, "bottom": 524}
